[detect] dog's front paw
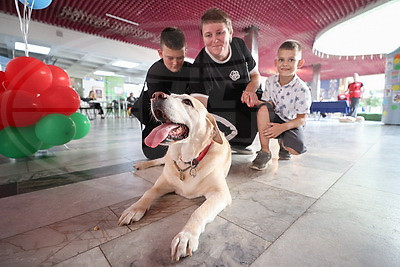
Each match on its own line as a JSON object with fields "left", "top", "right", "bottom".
{"left": 170, "top": 231, "right": 199, "bottom": 262}
{"left": 118, "top": 204, "right": 147, "bottom": 226}
{"left": 133, "top": 161, "right": 147, "bottom": 170}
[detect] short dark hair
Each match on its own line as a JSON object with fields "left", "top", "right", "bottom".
{"left": 160, "top": 27, "right": 186, "bottom": 50}
{"left": 200, "top": 8, "right": 233, "bottom": 35}
{"left": 279, "top": 40, "right": 302, "bottom": 56}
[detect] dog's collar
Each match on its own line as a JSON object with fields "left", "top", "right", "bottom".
{"left": 174, "top": 142, "right": 213, "bottom": 181}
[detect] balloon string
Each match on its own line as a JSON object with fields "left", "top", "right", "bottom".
{"left": 14, "top": 0, "right": 34, "bottom": 57}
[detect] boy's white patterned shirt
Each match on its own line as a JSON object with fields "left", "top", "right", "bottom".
{"left": 261, "top": 74, "right": 312, "bottom": 122}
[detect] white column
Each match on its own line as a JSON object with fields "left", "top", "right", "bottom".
{"left": 244, "top": 26, "right": 259, "bottom": 67}
{"left": 311, "top": 64, "right": 321, "bottom": 101}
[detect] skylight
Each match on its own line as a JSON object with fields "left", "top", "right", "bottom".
{"left": 112, "top": 60, "right": 139, "bottom": 68}
{"left": 313, "top": 0, "right": 400, "bottom": 57}
{"left": 14, "top": 42, "right": 51, "bottom": 55}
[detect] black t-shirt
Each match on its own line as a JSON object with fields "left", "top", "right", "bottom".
{"left": 142, "top": 59, "right": 191, "bottom": 125}
{"left": 145, "top": 59, "right": 191, "bottom": 97}
{"left": 189, "top": 37, "right": 256, "bottom": 111}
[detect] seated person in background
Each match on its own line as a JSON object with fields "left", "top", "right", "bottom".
{"left": 251, "top": 40, "right": 311, "bottom": 171}
{"left": 141, "top": 27, "right": 191, "bottom": 159}
{"left": 88, "top": 90, "right": 105, "bottom": 118}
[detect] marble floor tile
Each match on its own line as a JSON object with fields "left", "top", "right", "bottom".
{"left": 17, "top": 162, "right": 135, "bottom": 195}
{"left": 220, "top": 180, "right": 316, "bottom": 242}
{"left": 54, "top": 247, "right": 110, "bottom": 267}
{"left": 0, "top": 172, "right": 152, "bottom": 239}
{"left": 251, "top": 181, "right": 400, "bottom": 266}
{"left": 65, "top": 157, "right": 132, "bottom": 173}
{"left": 1, "top": 118, "right": 400, "bottom": 266}
{"left": 0, "top": 159, "right": 28, "bottom": 180}
{"left": 109, "top": 193, "right": 204, "bottom": 231}
{"left": 253, "top": 161, "right": 342, "bottom": 199}
{"left": 0, "top": 207, "right": 129, "bottom": 266}
{"left": 101, "top": 206, "right": 270, "bottom": 266}
{"left": 134, "top": 165, "right": 164, "bottom": 184}
{"left": 339, "top": 139, "right": 400, "bottom": 195}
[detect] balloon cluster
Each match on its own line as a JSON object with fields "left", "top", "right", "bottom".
{"left": 0, "top": 56, "right": 91, "bottom": 158}
{"left": 18, "top": 0, "right": 53, "bottom": 10}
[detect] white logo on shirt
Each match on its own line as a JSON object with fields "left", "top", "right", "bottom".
{"left": 229, "top": 70, "right": 240, "bottom": 81}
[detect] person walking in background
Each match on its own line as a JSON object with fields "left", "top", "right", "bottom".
{"left": 251, "top": 40, "right": 311, "bottom": 171}
{"left": 126, "top": 92, "right": 136, "bottom": 105}
{"left": 189, "top": 7, "right": 261, "bottom": 155}
{"left": 346, "top": 73, "right": 364, "bottom": 118}
{"left": 140, "top": 27, "right": 191, "bottom": 159}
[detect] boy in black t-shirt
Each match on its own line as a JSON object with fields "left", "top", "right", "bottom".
{"left": 141, "top": 27, "right": 191, "bottom": 159}
{"left": 189, "top": 8, "right": 261, "bottom": 154}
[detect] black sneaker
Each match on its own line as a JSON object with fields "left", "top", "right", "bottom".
{"left": 231, "top": 145, "right": 254, "bottom": 155}
{"left": 278, "top": 139, "right": 291, "bottom": 160}
{"left": 251, "top": 150, "right": 272, "bottom": 170}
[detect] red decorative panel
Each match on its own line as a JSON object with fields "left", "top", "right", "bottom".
{"left": 0, "top": 0, "right": 387, "bottom": 81}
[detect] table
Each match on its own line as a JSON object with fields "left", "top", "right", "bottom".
{"left": 310, "top": 101, "right": 350, "bottom": 115}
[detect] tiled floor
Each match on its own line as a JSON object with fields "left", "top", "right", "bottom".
{"left": 1, "top": 116, "right": 400, "bottom": 266}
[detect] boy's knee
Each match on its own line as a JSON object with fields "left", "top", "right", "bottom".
{"left": 257, "top": 102, "right": 272, "bottom": 113}
{"left": 281, "top": 133, "right": 307, "bottom": 155}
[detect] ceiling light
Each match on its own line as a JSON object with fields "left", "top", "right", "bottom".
{"left": 105, "top": 13, "right": 139, "bottom": 26}
{"left": 112, "top": 60, "right": 139, "bottom": 68}
{"left": 313, "top": 1, "right": 400, "bottom": 56}
{"left": 14, "top": 42, "right": 51, "bottom": 55}
{"left": 93, "top": 70, "right": 115, "bottom": 76}
{"left": 93, "top": 70, "right": 126, "bottom": 78}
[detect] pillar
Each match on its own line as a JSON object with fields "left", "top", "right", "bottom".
{"left": 244, "top": 26, "right": 259, "bottom": 67}
{"left": 382, "top": 47, "right": 400, "bottom": 124}
{"left": 311, "top": 64, "right": 321, "bottom": 101}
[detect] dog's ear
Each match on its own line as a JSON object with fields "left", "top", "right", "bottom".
{"left": 206, "top": 113, "right": 224, "bottom": 144}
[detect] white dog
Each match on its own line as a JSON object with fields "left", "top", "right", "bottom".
{"left": 118, "top": 92, "right": 232, "bottom": 261}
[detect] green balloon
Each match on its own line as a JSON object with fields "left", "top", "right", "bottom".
{"left": 35, "top": 114, "right": 76, "bottom": 146}
{"left": 39, "top": 142, "right": 53, "bottom": 150}
{"left": 0, "top": 126, "right": 42, "bottom": 158}
{"left": 69, "top": 112, "right": 91, "bottom": 139}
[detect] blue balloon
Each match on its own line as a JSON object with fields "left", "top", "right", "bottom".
{"left": 18, "top": 0, "right": 52, "bottom": 10}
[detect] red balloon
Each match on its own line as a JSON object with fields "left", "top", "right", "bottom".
{"left": 5, "top": 56, "right": 52, "bottom": 93}
{"left": 0, "top": 90, "right": 43, "bottom": 127}
{"left": 48, "top": 65, "right": 70, "bottom": 87}
{"left": 39, "top": 86, "right": 80, "bottom": 116}
{"left": 0, "top": 71, "right": 6, "bottom": 92}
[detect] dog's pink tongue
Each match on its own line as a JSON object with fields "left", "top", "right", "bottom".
{"left": 145, "top": 123, "right": 178, "bottom": 148}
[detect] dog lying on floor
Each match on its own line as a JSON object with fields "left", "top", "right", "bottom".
{"left": 118, "top": 92, "right": 232, "bottom": 261}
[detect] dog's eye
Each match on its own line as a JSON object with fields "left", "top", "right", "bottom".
{"left": 182, "top": 99, "right": 193, "bottom": 107}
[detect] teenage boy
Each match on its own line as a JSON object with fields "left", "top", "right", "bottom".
{"left": 141, "top": 27, "right": 191, "bottom": 159}
{"left": 251, "top": 40, "right": 311, "bottom": 170}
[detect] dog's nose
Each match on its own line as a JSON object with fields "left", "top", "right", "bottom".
{"left": 152, "top": 92, "right": 167, "bottom": 100}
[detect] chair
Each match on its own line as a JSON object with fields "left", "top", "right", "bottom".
{"left": 105, "top": 100, "right": 119, "bottom": 117}
{"left": 79, "top": 98, "right": 97, "bottom": 120}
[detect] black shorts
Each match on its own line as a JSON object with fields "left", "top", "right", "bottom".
{"left": 259, "top": 102, "right": 307, "bottom": 154}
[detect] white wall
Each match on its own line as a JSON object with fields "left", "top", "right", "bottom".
{"left": 124, "top": 83, "right": 144, "bottom": 98}
{"left": 82, "top": 79, "right": 105, "bottom": 100}
{"left": 82, "top": 78, "right": 144, "bottom": 100}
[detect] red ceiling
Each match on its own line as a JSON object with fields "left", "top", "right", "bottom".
{"left": 0, "top": 0, "right": 388, "bottom": 82}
